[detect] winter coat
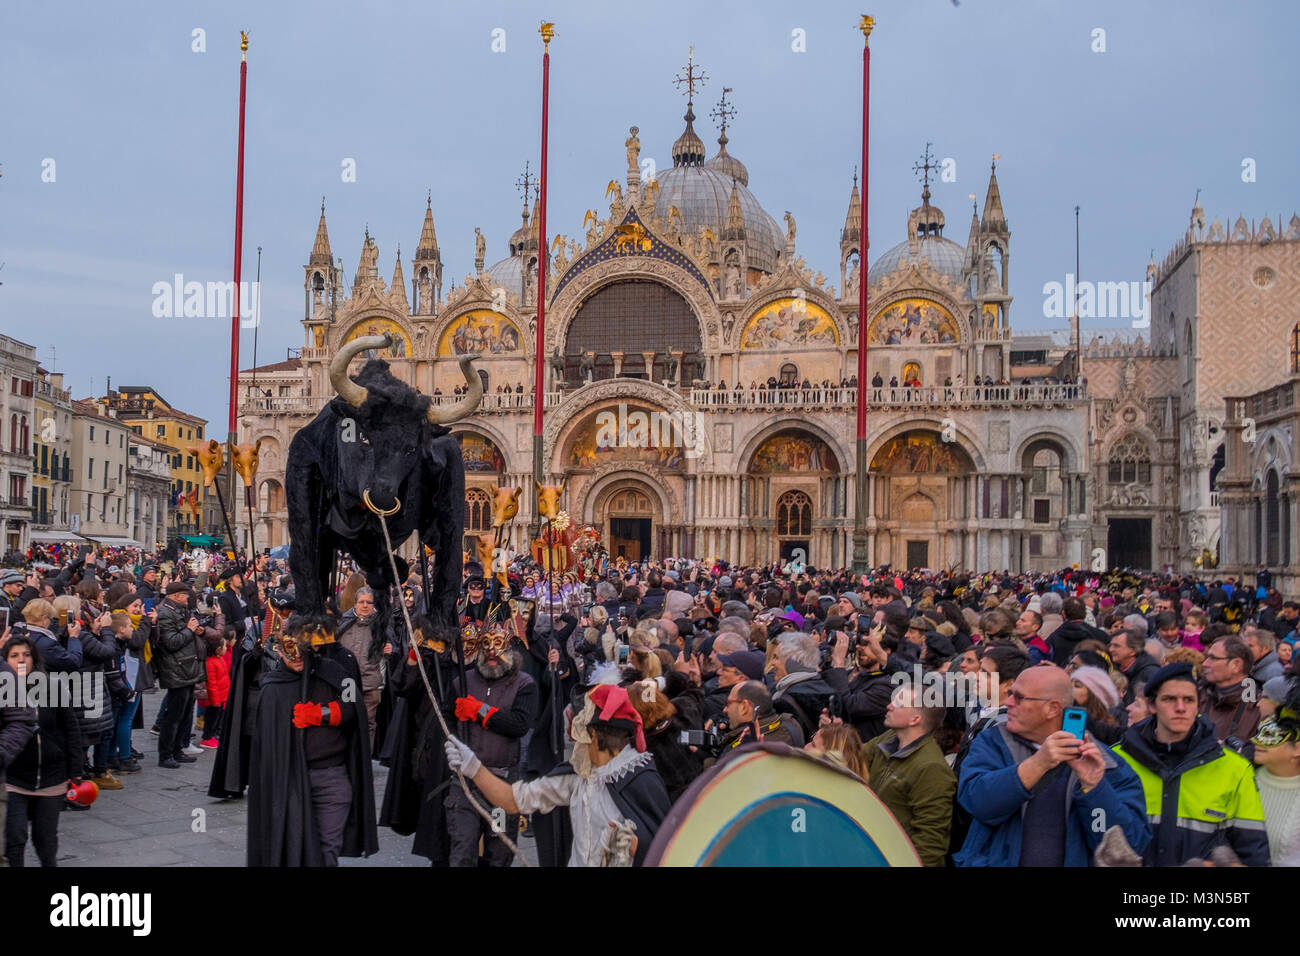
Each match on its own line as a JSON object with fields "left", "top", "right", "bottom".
{"left": 1251, "top": 651, "right": 1285, "bottom": 685}
{"left": 954, "top": 714, "right": 1150, "bottom": 867}
{"left": 1115, "top": 716, "right": 1270, "bottom": 867}
{"left": 771, "top": 670, "right": 837, "bottom": 739}
{"left": 154, "top": 598, "right": 204, "bottom": 689}
{"left": 1198, "top": 680, "right": 1261, "bottom": 751}
{"left": 1049, "top": 619, "right": 1108, "bottom": 666}
{"left": 75, "top": 625, "right": 122, "bottom": 739}
{"left": 1119, "top": 651, "right": 1160, "bottom": 706}
{"left": 205, "top": 652, "right": 231, "bottom": 708}
{"left": 823, "top": 666, "right": 894, "bottom": 742}
{"left": 863, "top": 730, "right": 957, "bottom": 867}
{"left": 1039, "top": 613, "right": 1065, "bottom": 643}
{"left": 0, "top": 661, "right": 36, "bottom": 786}
{"left": 4, "top": 693, "right": 81, "bottom": 792}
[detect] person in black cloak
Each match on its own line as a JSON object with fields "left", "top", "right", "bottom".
{"left": 247, "top": 613, "right": 378, "bottom": 866}
{"left": 519, "top": 598, "right": 578, "bottom": 866}
{"left": 378, "top": 614, "right": 457, "bottom": 864}
{"left": 445, "top": 679, "right": 671, "bottom": 867}
{"left": 209, "top": 588, "right": 293, "bottom": 798}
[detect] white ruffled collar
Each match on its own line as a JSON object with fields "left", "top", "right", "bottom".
{"left": 593, "top": 746, "right": 652, "bottom": 785}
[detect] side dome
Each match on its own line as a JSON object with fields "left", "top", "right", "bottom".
{"left": 868, "top": 235, "right": 968, "bottom": 288}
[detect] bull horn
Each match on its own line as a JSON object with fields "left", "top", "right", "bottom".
{"left": 428, "top": 353, "right": 483, "bottom": 424}
{"left": 329, "top": 333, "right": 391, "bottom": 408}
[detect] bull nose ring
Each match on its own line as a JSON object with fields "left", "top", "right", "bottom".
{"left": 362, "top": 488, "right": 401, "bottom": 516}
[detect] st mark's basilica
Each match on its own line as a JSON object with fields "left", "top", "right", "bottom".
{"left": 236, "top": 73, "right": 1300, "bottom": 588}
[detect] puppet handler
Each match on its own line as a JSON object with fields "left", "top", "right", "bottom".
{"left": 247, "top": 613, "right": 379, "bottom": 866}
{"left": 444, "top": 679, "right": 671, "bottom": 866}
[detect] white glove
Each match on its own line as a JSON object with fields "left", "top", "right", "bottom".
{"left": 444, "top": 734, "right": 481, "bottom": 778}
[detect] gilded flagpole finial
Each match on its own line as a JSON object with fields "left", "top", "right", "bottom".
{"left": 859, "top": 15, "right": 874, "bottom": 45}
{"left": 240, "top": 30, "right": 249, "bottom": 60}
{"left": 539, "top": 22, "right": 555, "bottom": 49}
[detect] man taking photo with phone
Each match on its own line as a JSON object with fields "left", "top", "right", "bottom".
{"left": 955, "top": 664, "right": 1149, "bottom": 866}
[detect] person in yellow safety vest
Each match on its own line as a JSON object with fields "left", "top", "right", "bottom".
{"left": 1114, "top": 662, "right": 1270, "bottom": 866}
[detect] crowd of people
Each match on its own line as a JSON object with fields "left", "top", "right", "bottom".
{"left": 0, "top": 542, "right": 1297, "bottom": 868}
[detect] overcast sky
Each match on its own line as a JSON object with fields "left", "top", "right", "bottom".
{"left": 2, "top": 0, "right": 1296, "bottom": 428}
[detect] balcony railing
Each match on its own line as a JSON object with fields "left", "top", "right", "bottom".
{"left": 1244, "top": 379, "right": 1298, "bottom": 420}
{"left": 240, "top": 391, "right": 565, "bottom": 416}
{"left": 688, "top": 383, "right": 1087, "bottom": 410}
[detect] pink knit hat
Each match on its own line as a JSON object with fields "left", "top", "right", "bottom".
{"left": 1071, "top": 665, "right": 1119, "bottom": 711}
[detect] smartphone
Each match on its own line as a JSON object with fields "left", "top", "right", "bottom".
{"left": 1061, "top": 706, "right": 1088, "bottom": 740}
{"left": 143, "top": 598, "right": 156, "bottom": 613}
{"left": 0, "top": 607, "right": 8, "bottom": 632}
{"left": 616, "top": 643, "right": 630, "bottom": 665}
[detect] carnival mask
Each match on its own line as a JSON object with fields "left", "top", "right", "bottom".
{"left": 277, "top": 632, "right": 303, "bottom": 667}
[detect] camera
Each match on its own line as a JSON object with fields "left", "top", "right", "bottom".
{"left": 678, "top": 727, "right": 720, "bottom": 755}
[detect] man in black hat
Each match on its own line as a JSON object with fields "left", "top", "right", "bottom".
{"left": 154, "top": 582, "right": 206, "bottom": 769}
{"left": 457, "top": 575, "right": 500, "bottom": 626}
{"left": 136, "top": 566, "right": 160, "bottom": 605}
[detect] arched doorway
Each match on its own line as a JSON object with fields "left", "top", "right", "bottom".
{"left": 746, "top": 428, "right": 842, "bottom": 566}
{"left": 598, "top": 484, "right": 656, "bottom": 561}
{"left": 256, "top": 479, "right": 287, "bottom": 549}
{"left": 775, "top": 490, "right": 812, "bottom": 562}
{"left": 464, "top": 487, "right": 492, "bottom": 553}
{"left": 870, "top": 429, "right": 976, "bottom": 570}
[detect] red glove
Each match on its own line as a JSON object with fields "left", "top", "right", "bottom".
{"left": 292, "top": 701, "right": 341, "bottom": 728}
{"left": 454, "top": 695, "right": 498, "bottom": 725}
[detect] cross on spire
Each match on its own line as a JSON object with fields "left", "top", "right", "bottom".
{"left": 515, "top": 161, "right": 535, "bottom": 209}
{"left": 913, "top": 142, "right": 938, "bottom": 199}
{"left": 710, "top": 87, "right": 736, "bottom": 139}
{"left": 674, "top": 45, "right": 708, "bottom": 104}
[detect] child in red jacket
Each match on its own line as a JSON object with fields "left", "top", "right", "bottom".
{"left": 200, "top": 629, "right": 234, "bottom": 749}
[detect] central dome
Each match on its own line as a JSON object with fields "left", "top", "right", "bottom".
{"left": 651, "top": 165, "right": 785, "bottom": 273}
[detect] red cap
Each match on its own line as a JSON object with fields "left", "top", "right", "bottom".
{"left": 588, "top": 683, "right": 646, "bottom": 753}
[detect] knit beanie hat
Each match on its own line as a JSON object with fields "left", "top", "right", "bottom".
{"left": 1071, "top": 665, "right": 1119, "bottom": 711}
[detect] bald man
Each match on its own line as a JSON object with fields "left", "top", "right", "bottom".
{"left": 954, "top": 664, "right": 1150, "bottom": 867}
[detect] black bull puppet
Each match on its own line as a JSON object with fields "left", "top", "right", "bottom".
{"left": 286, "top": 332, "right": 482, "bottom": 652}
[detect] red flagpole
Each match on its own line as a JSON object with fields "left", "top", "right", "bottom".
{"left": 856, "top": 18, "right": 871, "bottom": 443}
{"left": 852, "top": 15, "right": 873, "bottom": 574}
{"left": 532, "top": 24, "right": 554, "bottom": 521}
{"left": 225, "top": 32, "right": 249, "bottom": 551}
{"left": 229, "top": 33, "right": 248, "bottom": 439}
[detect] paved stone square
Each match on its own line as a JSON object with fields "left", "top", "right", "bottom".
{"left": 23, "top": 690, "right": 535, "bottom": 867}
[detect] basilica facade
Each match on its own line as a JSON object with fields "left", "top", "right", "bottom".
{"left": 236, "top": 89, "right": 1299, "bottom": 578}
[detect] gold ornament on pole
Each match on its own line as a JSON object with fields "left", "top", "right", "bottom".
{"left": 859, "top": 15, "right": 874, "bottom": 43}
